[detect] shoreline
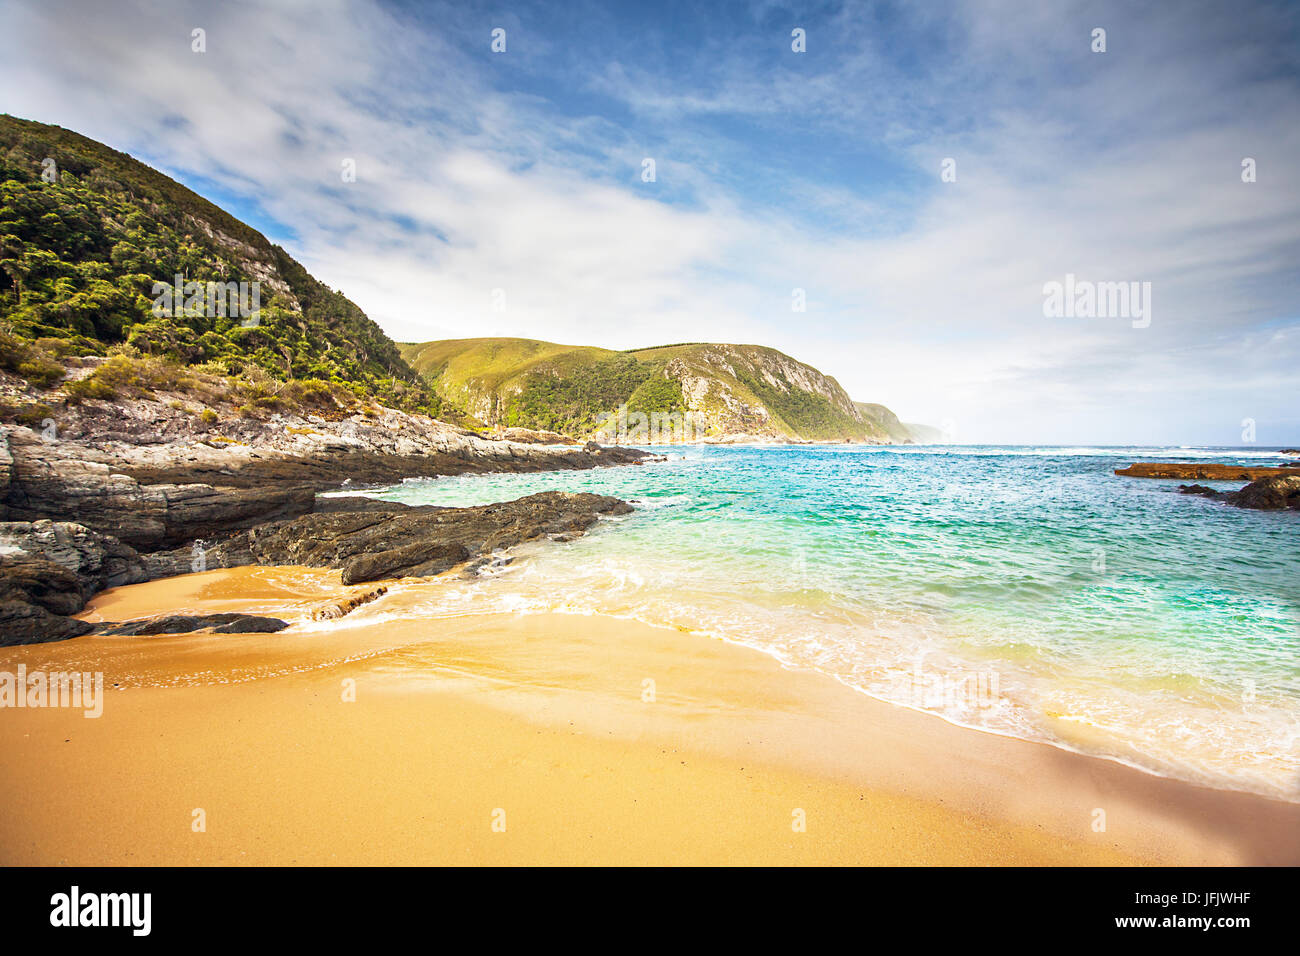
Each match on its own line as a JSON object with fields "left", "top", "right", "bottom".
{"left": 1, "top": 567, "right": 1295, "bottom": 865}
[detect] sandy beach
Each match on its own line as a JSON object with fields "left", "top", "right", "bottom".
{"left": 0, "top": 566, "right": 1294, "bottom": 866}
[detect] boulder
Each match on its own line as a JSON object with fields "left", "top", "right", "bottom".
{"left": 0, "top": 521, "right": 151, "bottom": 645}
{"left": 1225, "top": 475, "right": 1300, "bottom": 510}
{"left": 96, "top": 613, "right": 290, "bottom": 636}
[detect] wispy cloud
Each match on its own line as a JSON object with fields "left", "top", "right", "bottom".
{"left": 2, "top": 0, "right": 1297, "bottom": 443}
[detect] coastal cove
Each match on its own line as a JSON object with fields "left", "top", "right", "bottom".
{"left": 319, "top": 443, "right": 1300, "bottom": 804}
{"left": 1, "top": 443, "right": 1296, "bottom": 867}
{"left": 0, "top": 572, "right": 1294, "bottom": 865}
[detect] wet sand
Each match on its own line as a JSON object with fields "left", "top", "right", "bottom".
{"left": 0, "top": 567, "right": 1295, "bottom": 865}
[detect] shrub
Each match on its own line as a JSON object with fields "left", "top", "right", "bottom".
{"left": 16, "top": 358, "right": 65, "bottom": 388}
{"left": 8, "top": 402, "right": 52, "bottom": 427}
{"left": 63, "top": 376, "right": 117, "bottom": 404}
{"left": 200, "top": 408, "right": 218, "bottom": 425}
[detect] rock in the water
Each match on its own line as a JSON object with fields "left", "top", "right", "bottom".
{"left": 1225, "top": 475, "right": 1300, "bottom": 510}
{"left": 1116, "top": 462, "right": 1300, "bottom": 481}
{"left": 1177, "top": 484, "right": 1221, "bottom": 498}
{"left": 97, "top": 613, "right": 290, "bottom": 636}
{"left": 311, "top": 586, "right": 388, "bottom": 621}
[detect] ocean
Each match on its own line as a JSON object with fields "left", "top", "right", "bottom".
{"left": 327, "top": 445, "right": 1300, "bottom": 801}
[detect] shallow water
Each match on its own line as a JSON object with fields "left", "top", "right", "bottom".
{"left": 328, "top": 444, "right": 1300, "bottom": 801}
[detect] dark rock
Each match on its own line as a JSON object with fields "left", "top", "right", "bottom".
{"left": 0, "top": 521, "right": 151, "bottom": 645}
{"left": 1225, "top": 475, "right": 1300, "bottom": 510}
{"left": 1, "top": 425, "right": 315, "bottom": 549}
{"left": 1177, "top": 484, "right": 1221, "bottom": 498}
{"left": 144, "top": 491, "right": 635, "bottom": 585}
{"left": 0, "top": 598, "right": 94, "bottom": 644}
{"left": 341, "top": 542, "right": 469, "bottom": 585}
{"left": 0, "top": 419, "right": 644, "bottom": 644}
{"left": 96, "top": 613, "right": 290, "bottom": 636}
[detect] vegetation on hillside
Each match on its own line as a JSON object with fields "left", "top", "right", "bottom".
{"left": 0, "top": 114, "right": 444, "bottom": 419}
{"left": 402, "top": 337, "right": 916, "bottom": 442}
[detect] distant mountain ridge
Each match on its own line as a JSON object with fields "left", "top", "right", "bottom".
{"left": 401, "top": 337, "right": 936, "bottom": 444}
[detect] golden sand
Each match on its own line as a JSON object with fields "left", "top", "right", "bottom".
{"left": 0, "top": 566, "right": 1295, "bottom": 865}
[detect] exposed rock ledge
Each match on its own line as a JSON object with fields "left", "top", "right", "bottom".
{"left": 1117, "top": 461, "right": 1300, "bottom": 512}
{"left": 141, "top": 492, "right": 634, "bottom": 585}
{"left": 0, "top": 414, "right": 649, "bottom": 645}
{"left": 1178, "top": 475, "right": 1300, "bottom": 511}
{"left": 0, "top": 491, "right": 632, "bottom": 645}
{"left": 1115, "top": 462, "right": 1300, "bottom": 481}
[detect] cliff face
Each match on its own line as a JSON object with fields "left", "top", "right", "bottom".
{"left": 402, "top": 337, "right": 932, "bottom": 444}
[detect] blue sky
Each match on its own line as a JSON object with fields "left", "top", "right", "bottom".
{"left": 2, "top": 0, "right": 1298, "bottom": 443}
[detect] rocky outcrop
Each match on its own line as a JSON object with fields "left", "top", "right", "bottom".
{"left": 1116, "top": 462, "right": 1300, "bottom": 481}
{"left": 1227, "top": 475, "right": 1300, "bottom": 510}
{"left": 0, "top": 489, "right": 633, "bottom": 644}
{"left": 142, "top": 491, "right": 633, "bottom": 586}
{"left": 1, "top": 426, "right": 316, "bottom": 549}
{"left": 35, "top": 403, "right": 653, "bottom": 491}
{"left": 1177, "top": 476, "right": 1300, "bottom": 510}
{"left": 0, "top": 410, "right": 648, "bottom": 645}
{"left": 95, "top": 613, "right": 290, "bottom": 636}
{"left": 311, "top": 586, "right": 388, "bottom": 621}
{"left": 0, "top": 558, "right": 96, "bottom": 644}
{"left": 0, "top": 520, "right": 151, "bottom": 645}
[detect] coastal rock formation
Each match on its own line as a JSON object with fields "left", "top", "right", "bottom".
{"left": 1116, "top": 462, "right": 1300, "bottom": 481}
{"left": 0, "top": 520, "right": 151, "bottom": 644}
{"left": 1177, "top": 476, "right": 1300, "bottom": 510}
{"left": 0, "top": 483, "right": 636, "bottom": 645}
{"left": 1, "top": 425, "right": 316, "bottom": 549}
{"left": 0, "top": 412, "right": 650, "bottom": 644}
{"left": 8, "top": 401, "right": 654, "bottom": 494}
{"left": 96, "top": 613, "right": 290, "bottom": 636}
{"left": 0, "top": 558, "right": 96, "bottom": 644}
{"left": 311, "top": 586, "right": 388, "bottom": 621}
{"left": 1227, "top": 475, "right": 1300, "bottom": 510}
{"left": 143, "top": 491, "right": 633, "bottom": 586}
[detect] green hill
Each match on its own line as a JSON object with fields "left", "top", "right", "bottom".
{"left": 401, "top": 337, "right": 931, "bottom": 443}
{"left": 0, "top": 114, "right": 436, "bottom": 416}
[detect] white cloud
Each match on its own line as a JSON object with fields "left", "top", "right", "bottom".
{"left": 2, "top": 0, "right": 1297, "bottom": 443}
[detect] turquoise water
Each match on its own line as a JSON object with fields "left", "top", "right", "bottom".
{"left": 332, "top": 445, "right": 1300, "bottom": 800}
